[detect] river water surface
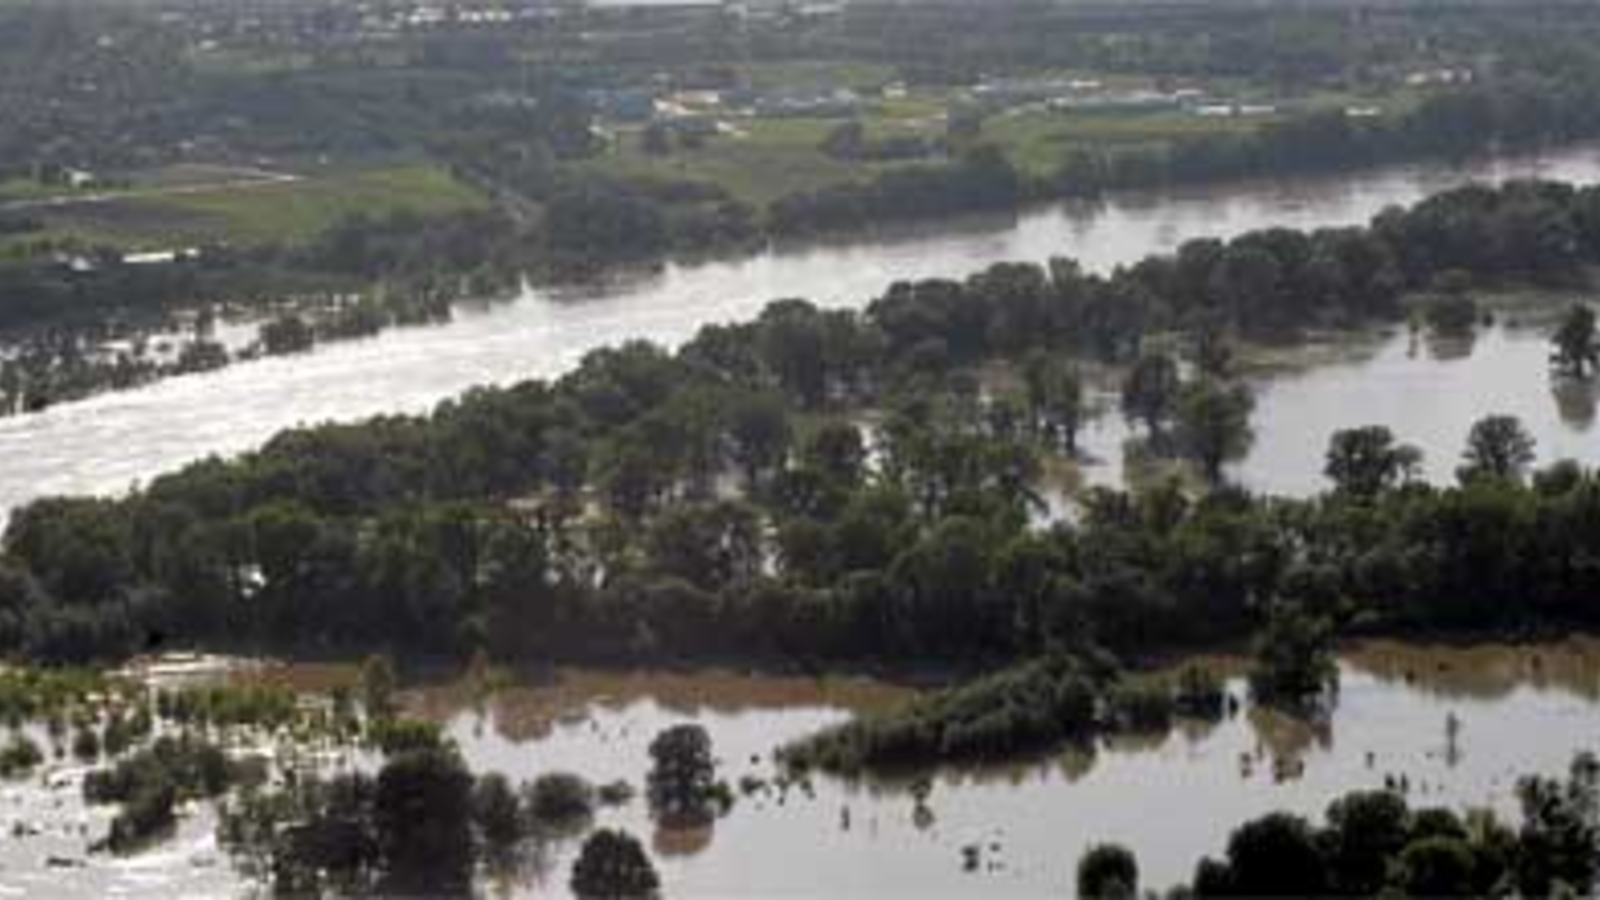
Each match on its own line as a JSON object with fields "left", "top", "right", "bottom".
{"left": 7, "top": 146, "right": 1600, "bottom": 515}
{"left": 6, "top": 642, "right": 1600, "bottom": 898}
{"left": 418, "top": 644, "right": 1600, "bottom": 898}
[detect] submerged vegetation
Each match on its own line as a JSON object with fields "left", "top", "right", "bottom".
{"left": 85, "top": 734, "right": 255, "bottom": 852}
{"left": 783, "top": 654, "right": 1104, "bottom": 773}
{"left": 1, "top": 180, "right": 1599, "bottom": 672}
{"left": 0, "top": 176, "right": 1598, "bottom": 891}
{"left": 1080, "top": 753, "right": 1600, "bottom": 897}
{"left": 8, "top": 1, "right": 1600, "bottom": 894}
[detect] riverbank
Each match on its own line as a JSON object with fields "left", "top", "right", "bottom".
{"left": 5, "top": 137, "right": 1599, "bottom": 422}
{"left": 2, "top": 143, "right": 1599, "bottom": 520}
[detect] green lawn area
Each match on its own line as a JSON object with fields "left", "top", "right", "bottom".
{"left": 985, "top": 107, "right": 1268, "bottom": 177}
{"left": 588, "top": 117, "right": 921, "bottom": 208}
{"left": 588, "top": 104, "right": 1268, "bottom": 204}
{"left": 737, "top": 60, "right": 898, "bottom": 93}
{"left": 22, "top": 163, "right": 488, "bottom": 250}
{"left": 0, "top": 177, "right": 75, "bottom": 203}
{"left": 589, "top": 80, "right": 1427, "bottom": 208}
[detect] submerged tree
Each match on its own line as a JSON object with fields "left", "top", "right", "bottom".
{"left": 571, "top": 828, "right": 660, "bottom": 899}
{"left": 470, "top": 773, "right": 523, "bottom": 851}
{"left": 1077, "top": 842, "right": 1139, "bottom": 899}
{"left": 1022, "top": 350, "right": 1087, "bottom": 455}
{"left": 1550, "top": 304, "right": 1599, "bottom": 378}
{"left": 1423, "top": 292, "right": 1480, "bottom": 337}
{"left": 1190, "top": 319, "right": 1237, "bottom": 381}
{"left": 360, "top": 654, "right": 397, "bottom": 721}
{"left": 647, "top": 723, "right": 719, "bottom": 827}
{"left": 1249, "top": 604, "right": 1337, "bottom": 708}
{"left": 1175, "top": 379, "right": 1255, "bottom": 484}
{"left": 373, "top": 745, "right": 474, "bottom": 894}
{"left": 1120, "top": 351, "right": 1181, "bottom": 437}
{"left": 1458, "top": 414, "right": 1537, "bottom": 484}
{"left": 1324, "top": 426, "right": 1423, "bottom": 498}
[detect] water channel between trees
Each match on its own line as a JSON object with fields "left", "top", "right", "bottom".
{"left": 4, "top": 145, "right": 1600, "bottom": 517}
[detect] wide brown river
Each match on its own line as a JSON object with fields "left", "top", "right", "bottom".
{"left": 5, "top": 146, "right": 1600, "bottom": 515}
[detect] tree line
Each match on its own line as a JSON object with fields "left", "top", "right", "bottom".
{"left": 2, "top": 180, "right": 1599, "bottom": 667}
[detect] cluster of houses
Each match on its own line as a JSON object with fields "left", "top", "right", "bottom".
{"left": 591, "top": 84, "right": 864, "bottom": 126}
{"left": 969, "top": 76, "right": 1277, "bottom": 119}
{"left": 586, "top": 68, "right": 1403, "bottom": 145}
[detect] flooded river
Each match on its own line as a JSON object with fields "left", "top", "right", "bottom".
{"left": 5, "top": 145, "right": 1600, "bottom": 516}
{"left": 5, "top": 641, "right": 1600, "bottom": 897}
{"left": 415, "top": 643, "right": 1600, "bottom": 897}
{"left": 1065, "top": 307, "right": 1597, "bottom": 494}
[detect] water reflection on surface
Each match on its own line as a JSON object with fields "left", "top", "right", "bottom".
{"left": 3, "top": 642, "right": 1598, "bottom": 897}
{"left": 1218, "top": 319, "right": 1600, "bottom": 495}
{"left": 395, "top": 640, "right": 1600, "bottom": 898}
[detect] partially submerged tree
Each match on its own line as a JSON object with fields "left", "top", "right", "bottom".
{"left": 1120, "top": 351, "right": 1181, "bottom": 437}
{"left": 1550, "top": 303, "right": 1599, "bottom": 378}
{"left": 647, "top": 723, "right": 720, "bottom": 827}
{"left": 1249, "top": 604, "right": 1337, "bottom": 708}
{"left": 1022, "top": 350, "right": 1087, "bottom": 455}
{"left": 1077, "top": 842, "right": 1139, "bottom": 899}
{"left": 373, "top": 745, "right": 474, "bottom": 894}
{"left": 1176, "top": 378, "right": 1255, "bottom": 484}
{"left": 1458, "top": 414, "right": 1537, "bottom": 484}
{"left": 1324, "top": 426, "right": 1423, "bottom": 498}
{"left": 571, "top": 828, "right": 660, "bottom": 899}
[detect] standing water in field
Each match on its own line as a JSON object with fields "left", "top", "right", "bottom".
{"left": 1062, "top": 308, "right": 1597, "bottom": 494}
{"left": 3, "top": 642, "right": 1600, "bottom": 898}
{"left": 2, "top": 145, "right": 1600, "bottom": 516}
{"left": 412, "top": 643, "right": 1600, "bottom": 898}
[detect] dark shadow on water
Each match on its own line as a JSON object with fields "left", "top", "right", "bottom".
{"left": 1424, "top": 330, "right": 1478, "bottom": 362}
{"left": 1551, "top": 375, "right": 1598, "bottom": 431}
{"left": 653, "top": 821, "right": 714, "bottom": 858}
{"left": 1246, "top": 703, "right": 1335, "bottom": 773}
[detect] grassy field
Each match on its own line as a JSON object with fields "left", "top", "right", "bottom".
{"left": 736, "top": 60, "right": 898, "bottom": 93}
{"left": 588, "top": 117, "right": 918, "bottom": 208}
{"left": 587, "top": 103, "right": 1266, "bottom": 206}
{"left": 7, "top": 162, "right": 488, "bottom": 251}
{"left": 984, "top": 107, "right": 1267, "bottom": 176}
{"left": 587, "top": 75, "right": 1426, "bottom": 208}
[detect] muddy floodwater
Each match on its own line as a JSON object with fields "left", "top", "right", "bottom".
{"left": 424, "top": 641, "right": 1600, "bottom": 898}
{"left": 4, "top": 143, "right": 1600, "bottom": 518}
{"left": 5, "top": 641, "right": 1600, "bottom": 897}
{"left": 1054, "top": 305, "right": 1597, "bottom": 495}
